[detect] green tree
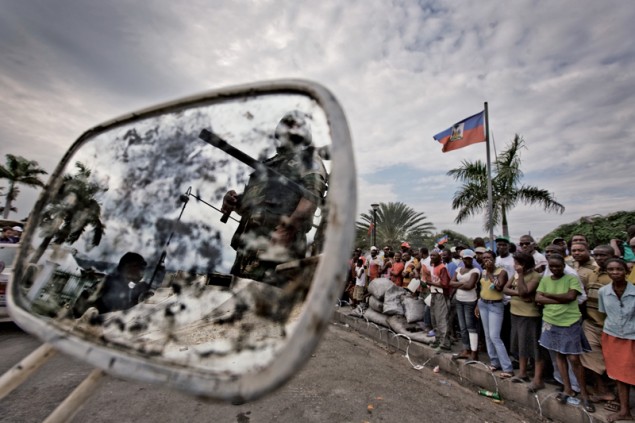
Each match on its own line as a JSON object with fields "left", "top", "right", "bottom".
{"left": 0, "top": 154, "right": 48, "bottom": 218}
{"left": 431, "top": 229, "right": 473, "bottom": 249}
{"left": 355, "top": 202, "right": 435, "bottom": 250}
{"left": 447, "top": 135, "right": 565, "bottom": 238}
{"left": 538, "top": 210, "right": 635, "bottom": 249}
{"left": 34, "top": 162, "right": 107, "bottom": 262}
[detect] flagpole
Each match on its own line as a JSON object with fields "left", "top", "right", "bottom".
{"left": 484, "top": 102, "right": 495, "bottom": 249}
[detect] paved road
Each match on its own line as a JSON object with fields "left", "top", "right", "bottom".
{"left": 0, "top": 321, "right": 540, "bottom": 422}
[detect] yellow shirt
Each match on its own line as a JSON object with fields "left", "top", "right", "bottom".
{"left": 509, "top": 271, "right": 542, "bottom": 317}
{"left": 479, "top": 267, "right": 505, "bottom": 301}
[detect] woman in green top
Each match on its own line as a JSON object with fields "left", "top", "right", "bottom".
{"left": 535, "top": 254, "right": 594, "bottom": 413}
{"left": 503, "top": 251, "right": 545, "bottom": 391}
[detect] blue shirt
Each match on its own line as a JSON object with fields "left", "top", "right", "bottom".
{"left": 444, "top": 261, "right": 458, "bottom": 278}
{"left": 598, "top": 282, "right": 635, "bottom": 340}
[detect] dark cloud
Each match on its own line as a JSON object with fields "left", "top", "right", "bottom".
{"left": 1, "top": 0, "right": 635, "bottom": 241}
{"left": 0, "top": 1, "right": 192, "bottom": 100}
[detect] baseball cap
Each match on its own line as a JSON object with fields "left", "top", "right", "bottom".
{"left": 461, "top": 249, "right": 476, "bottom": 258}
{"left": 474, "top": 246, "right": 487, "bottom": 253}
{"left": 495, "top": 236, "right": 510, "bottom": 243}
{"left": 12, "top": 226, "right": 23, "bottom": 232}
{"left": 370, "top": 246, "right": 378, "bottom": 251}
{"left": 401, "top": 242, "right": 411, "bottom": 248}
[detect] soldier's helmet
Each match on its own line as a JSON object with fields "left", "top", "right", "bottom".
{"left": 274, "top": 111, "right": 312, "bottom": 150}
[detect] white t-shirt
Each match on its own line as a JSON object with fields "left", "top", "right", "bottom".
{"left": 421, "top": 257, "right": 431, "bottom": 270}
{"left": 355, "top": 265, "right": 367, "bottom": 287}
{"left": 533, "top": 251, "right": 548, "bottom": 269}
{"left": 496, "top": 254, "right": 516, "bottom": 280}
{"left": 455, "top": 268, "right": 480, "bottom": 302}
{"left": 365, "top": 253, "right": 379, "bottom": 263}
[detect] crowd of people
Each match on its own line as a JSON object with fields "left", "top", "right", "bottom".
{"left": 0, "top": 225, "right": 23, "bottom": 243}
{"left": 345, "top": 226, "right": 635, "bottom": 421}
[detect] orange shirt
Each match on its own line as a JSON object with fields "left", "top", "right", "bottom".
{"left": 390, "top": 261, "right": 405, "bottom": 286}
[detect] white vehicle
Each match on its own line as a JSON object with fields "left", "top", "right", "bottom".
{"left": 1, "top": 80, "right": 356, "bottom": 421}
{"left": 0, "top": 243, "right": 20, "bottom": 322}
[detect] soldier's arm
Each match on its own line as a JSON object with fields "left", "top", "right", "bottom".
{"left": 283, "top": 197, "right": 318, "bottom": 232}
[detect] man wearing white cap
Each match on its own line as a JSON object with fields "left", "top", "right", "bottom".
{"left": 12, "top": 226, "right": 23, "bottom": 242}
{"left": 0, "top": 226, "right": 19, "bottom": 244}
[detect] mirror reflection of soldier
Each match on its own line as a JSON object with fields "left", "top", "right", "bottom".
{"left": 93, "top": 252, "right": 152, "bottom": 314}
{"left": 221, "top": 111, "right": 328, "bottom": 283}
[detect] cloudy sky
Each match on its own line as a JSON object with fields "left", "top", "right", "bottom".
{"left": 1, "top": 0, "right": 634, "bottom": 244}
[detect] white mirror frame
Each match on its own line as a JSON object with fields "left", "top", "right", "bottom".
{"left": 8, "top": 79, "right": 356, "bottom": 403}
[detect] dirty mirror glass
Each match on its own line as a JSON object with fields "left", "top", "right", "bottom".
{"left": 13, "top": 93, "right": 331, "bottom": 374}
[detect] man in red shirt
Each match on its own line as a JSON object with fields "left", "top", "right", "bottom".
{"left": 366, "top": 246, "right": 382, "bottom": 282}
{"left": 390, "top": 251, "right": 405, "bottom": 286}
{"left": 427, "top": 251, "right": 452, "bottom": 351}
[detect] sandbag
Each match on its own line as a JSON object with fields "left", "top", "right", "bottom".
{"left": 382, "top": 285, "right": 405, "bottom": 316}
{"left": 368, "top": 278, "right": 393, "bottom": 300}
{"left": 403, "top": 296, "right": 425, "bottom": 323}
{"left": 348, "top": 306, "right": 365, "bottom": 318}
{"left": 387, "top": 315, "right": 435, "bottom": 345}
{"left": 369, "top": 296, "right": 384, "bottom": 313}
{"left": 363, "top": 308, "right": 389, "bottom": 327}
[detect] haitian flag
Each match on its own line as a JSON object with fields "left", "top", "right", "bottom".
{"left": 436, "top": 234, "right": 449, "bottom": 245}
{"left": 433, "top": 111, "right": 485, "bottom": 153}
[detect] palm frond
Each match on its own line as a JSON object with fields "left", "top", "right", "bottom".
{"left": 355, "top": 202, "right": 436, "bottom": 248}
{"left": 447, "top": 134, "right": 565, "bottom": 236}
{"left": 516, "top": 186, "right": 565, "bottom": 214}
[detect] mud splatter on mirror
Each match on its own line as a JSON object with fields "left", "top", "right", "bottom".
{"left": 14, "top": 93, "right": 333, "bottom": 375}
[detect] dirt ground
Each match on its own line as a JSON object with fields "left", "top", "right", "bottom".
{"left": 1, "top": 321, "right": 546, "bottom": 422}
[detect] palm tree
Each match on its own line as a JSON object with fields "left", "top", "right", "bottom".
{"left": 0, "top": 187, "right": 17, "bottom": 216}
{"left": 355, "top": 202, "right": 435, "bottom": 249}
{"left": 34, "top": 162, "right": 106, "bottom": 262}
{"left": 0, "top": 154, "right": 48, "bottom": 218}
{"left": 447, "top": 134, "right": 565, "bottom": 237}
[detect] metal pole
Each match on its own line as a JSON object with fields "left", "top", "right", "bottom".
{"left": 484, "top": 102, "right": 495, "bottom": 250}
{"left": 0, "top": 344, "right": 56, "bottom": 400}
{"left": 43, "top": 369, "right": 106, "bottom": 423}
{"left": 373, "top": 209, "right": 377, "bottom": 247}
{"left": 371, "top": 203, "right": 379, "bottom": 248}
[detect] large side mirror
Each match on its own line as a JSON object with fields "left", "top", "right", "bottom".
{"left": 8, "top": 80, "right": 356, "bottom": 403}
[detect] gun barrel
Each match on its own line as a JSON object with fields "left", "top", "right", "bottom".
{"left": 198, "top": 129, "right": 321, "bottom": 224}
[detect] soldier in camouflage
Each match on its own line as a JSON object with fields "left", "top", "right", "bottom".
{"left": 221, "top": 111, "right": 328, "bottom": 283}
